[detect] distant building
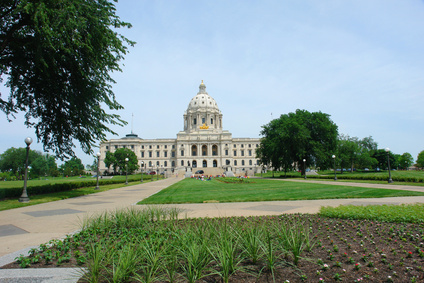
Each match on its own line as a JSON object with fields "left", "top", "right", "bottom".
{"left": 99, "top": 82, "right": 260, "bottom": 176}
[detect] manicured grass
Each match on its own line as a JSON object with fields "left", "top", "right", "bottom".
{"left": 139, "top": 178, "right": 424, "bottom": 204}
{"left": 0, "top": 180, "right": 150, "bottom": 211}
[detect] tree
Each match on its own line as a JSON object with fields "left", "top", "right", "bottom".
{"left": 416, "top": 150, "right": 424, "bottom": 169}
{"left": 113, "top": 148, "right": 139, "bottom": 174}
{"left": 355, "top": 136, "right": 378, "bottom": 169}
{"left": 258, "top": 109, "right": 338, "bottom": 174}
{"left": 0, "top": 147, "right": 41, "bottom": 178}
{"left": 0, "top": 0, "right": 135, "bottom": 159}
{"left": 373, "top": 149, "right": 396, "bottom": 171}
{"left": 397, "top": 152, "right": 413, "bottom": 170}
{"left": 30, "top": 154, "right": 58, "bottom": 177}
{"left": 337, "top": 135, "right": 359, "bottom": 173}
{"left": 59, "top": 157, "right": 84, "bottom": 176}
{"left": 104, "top": 151, "right": 117, "bottom": 174}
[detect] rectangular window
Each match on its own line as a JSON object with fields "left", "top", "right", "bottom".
{"left": 141, "top": 151, "right": 144, "bottom": 158}
{"left": 165, "top": 145, "right": 167, "bottom": 149}
{"left": 181, "top": 150, "right": 184, "bottom": 157}
{"left": 142, "top": 145, "right": 145, "bottom": 149}
{"left": 241, "top": 150, "right": 244, "bottom": 156}
{"left": 225, "top": 149, "right": 228, "bottom": 156}
{"left": 202, "top": 117, "right": 205, "bottom": 124}
{"left": 249, "top": 150, "right": 252, "bottom": 156}
{"left": 131, "top": 145, "right": 134, "bottom": 149}
{"left": 233, "top": 150, "right": 237, "bottom": 156}
{"left": 172, "top": 151, "right": 175, "bottom": 157}
{"left": 234, "top": 160, "right": 237, "bottom": 166}
{"left": 172, "top": 145, "right": 175, "bottom": 149}
{"left": 194, "top": 118, "right": 197, "bottom": 125}
{"left": 249, "top": 160, "right": 252, "bottom": 165}
{"left": 248, "top": 144, "right": 251, "bottom": 148}
{"left": 156, "top": 151, "right": 160, "bottom": 157}
{"left": 211, "top": 118, "right": 213, "bottom": 124}
{"left": 149, "top": 145, "right": 152, "bottom": 149}
{"left": 233, "top": 144, "right": 236, "bottom": 148}
{"left": 115, "top": 145, "right": 118, "bottom": 149}
{"left": 241, "top": 144, "right": 244, "bottom": 148}
{"left": 149, "top": 151, "right": 152, "bottom": 158}
{"left": 106, "top": 146, "right": 109, "bottom": 150}
{"left": 181, "top": 160, "right": 184, "bottom": 166}
{"left": 157, "top": 145, "right": 160, "bottom": 149}
{"left": 242, "top": 160, "right": 245, "bottom": 166}
{"left": 164, "top": 151, "right": 168, "bottom": 157}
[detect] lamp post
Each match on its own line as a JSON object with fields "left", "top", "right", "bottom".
{"left": 140, "top": 161, "right": 144, "bottom": 182}
{"left": 95, "top": 152, "right": 101, "bottom": 190}
{"left": 303, "top": 159, "right": 306, "bottom": 179}
{"left": 125, "top": 157, "right": 129, "bottom": 185}
{"left": 157, "top": 165, "right": 159, "bottom": 180}
{"left": 332, "top": 155, "right": 337, "bottom": 181}
{"left": 151, "top": 166, "right": 154, "bottom": 181}
{"left": 385, "top": 148, "right": 393, "bottom": 183}
{"left": 19, "top": 137, "right": 33, "bottom": 203}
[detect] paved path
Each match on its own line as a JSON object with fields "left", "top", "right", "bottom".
{"left": 1, "top": 177, "right": 424, "bottom": 282}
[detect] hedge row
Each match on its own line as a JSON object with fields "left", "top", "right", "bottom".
{"left": 0, "top": 175, "right": 145, "bottom": 199}
{"left": 279, "top": 174, "right": 424, "bottom": 183}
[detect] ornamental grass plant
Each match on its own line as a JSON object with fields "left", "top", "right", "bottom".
{"left": 5, "top": 205, "right": 424, "bottom": 282}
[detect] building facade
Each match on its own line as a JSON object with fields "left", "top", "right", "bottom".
{"left": 98, "top": 82, "right": 260, "bottom": 176}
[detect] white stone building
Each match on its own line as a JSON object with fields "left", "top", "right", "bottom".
{"left": 98, "top": 82, "right": 261, "bottom": 176}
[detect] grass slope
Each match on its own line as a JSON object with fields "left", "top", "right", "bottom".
{"left": 139, "top": 178, "right": 424, "bottom": 204}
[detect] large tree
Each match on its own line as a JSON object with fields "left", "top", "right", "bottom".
{"left": 398, "top": 152, "right": 413, "bottom": 170}
{"left": 0, "top": 0, "right": 134, "bottom": 159}
{"left": 416, "top": 150, "right": 424, "bottom": 169}
{"left": 258, "top": 109, "right": 338, "bottom": 174}
{"left": 337, "top": 135, "right": 359, "bottom": 173}
{"left": 0, "top": 147, "right": 41, "bottom": 177}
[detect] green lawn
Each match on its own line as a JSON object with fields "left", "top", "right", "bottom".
{"left": 139, "top": 178, "right": 424, "bottom": 204}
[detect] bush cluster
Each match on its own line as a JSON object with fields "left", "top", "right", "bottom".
{"left": 278, "top": 174, "right": 424, "bottom": 183}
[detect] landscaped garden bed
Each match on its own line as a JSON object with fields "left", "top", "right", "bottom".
{"left": 3, "top": 206, "right": 424, "bottom": 282}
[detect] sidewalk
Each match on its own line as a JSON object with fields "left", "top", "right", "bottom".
{"left": 1, "top": 177, "right": 424, "bottom": 282}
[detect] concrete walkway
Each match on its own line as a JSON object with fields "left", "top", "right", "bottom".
{"left": 1, "top": 177, "right": 424, "bottom": 282}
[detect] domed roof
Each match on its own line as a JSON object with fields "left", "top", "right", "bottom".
{"left": 187, "top": 81, "right": 220, "bottom": 112}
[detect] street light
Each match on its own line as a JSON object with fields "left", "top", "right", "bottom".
{"left": 125, "top": 157, "right": 129, "bottom": 185}
{"left": 157, "top": 164, "right": 159, "bottom": 180}
{"left": 385, "top": 148, "right": 393, "bottom": 183}
{"left": 19, "top": 137, "right": 33, "bottom": 203}
{"left": 140, "top": 161, "right": 144, "bottom": 182}
{"left": 95, "top": 152, "right": 101, "bottom": 190}
{"left": 303, "top": 159, "right": 306, "bottom": 179}
{"left": 332, "top": 155, "right": 337, "bottom": 181}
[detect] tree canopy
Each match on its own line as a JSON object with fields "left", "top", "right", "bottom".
{"left": 416, "top": 150, "right": 424, "bottom": 169}
{"left": 0, "top": 0, "right": 135, "bottom": 159}
{"left": 257, "top": 109, "right": 338, "bottom": 173}
{"left": 103, "top": 148, "right": 138, "bottom": 175}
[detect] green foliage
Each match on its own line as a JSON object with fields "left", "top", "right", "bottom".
{"left": 398, "top": 152, "right": 414, "bottom": 170}
{"left": 258, "top": 109, "right": 338, "bottom": 173}
{"left": 416, "top": 150, "right": 424, "bottom": 169}
{"left": 0, "top": 0, "right": 134, "bottom": 158}
{"left": 59, "top": 157, "right": 84, "bottom": 176}
{"left": 0, "top": 147, "right": 42, "bottom": 177}
{"left": 319, "top": 203, "right": 424, "bottom": 223}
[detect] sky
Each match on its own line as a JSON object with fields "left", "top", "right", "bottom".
{"left": 1, "top": 0, "right": 424, "bottom": 166}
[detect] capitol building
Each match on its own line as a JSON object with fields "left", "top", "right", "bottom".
{"left": 98, "top": 81, "right": 261, "bottom": 176}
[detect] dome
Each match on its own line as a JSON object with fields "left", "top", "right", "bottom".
{"left": 187, "top": 81, "right": 220, "bottom": 113}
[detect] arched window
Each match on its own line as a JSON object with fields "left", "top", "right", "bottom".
{"left": 203, "top": 160, "right": 207, "bottom": 167}
{"left": 191, "top": 145, "right": 197, "bottom": 156}
{"left": 164, "top": 161, "right": 168, "bottom": 167}
{"left": 149, "top": 161, "right": 152, "bottom": 167}
{"left": 213, "top": 160, "right": 217, "bottom": 167}
{"left": 193, "top": 160, "right": 197, "bottom": 168}
{"left": 181, "top": 160, "right": 184, "bottom": 166}
{"left": 171, "top": 161, "right": 175, "bottom": 167}
{"left": 202, "top": 145, "right": 207, "bottom": 156}
{"left": 212, "top": 145, "right": 218, "bottom": 156}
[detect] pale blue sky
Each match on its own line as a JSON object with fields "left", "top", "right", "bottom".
{"left": 1, "top": 0, "right": 424, "bottom": 166}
